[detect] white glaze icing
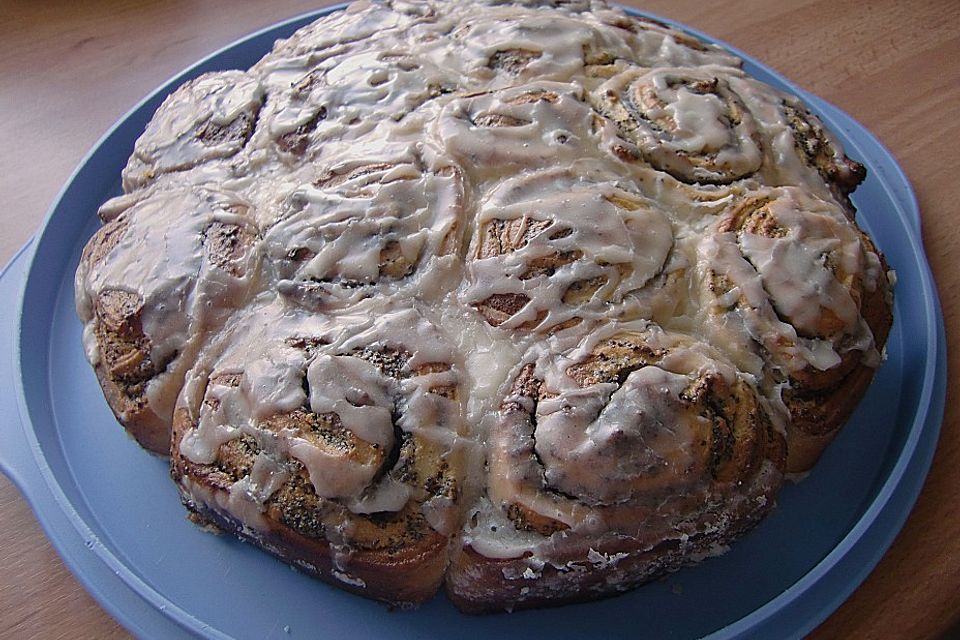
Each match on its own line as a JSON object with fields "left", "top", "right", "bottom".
{"left": 696, "top": 186, "right": 881, "bottom": 376}
{"left": 534, "top": 365, "right": 709, "bottom": 503}
{"left": 594, "top": 66, "right": 764, "bottom": 184}
{"left": 262, "top": 142, "right": 464, "bottom": 309}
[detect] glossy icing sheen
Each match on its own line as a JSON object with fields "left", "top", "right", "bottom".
{"left": 76, "top": 0, "right": 892, "bottom": 600}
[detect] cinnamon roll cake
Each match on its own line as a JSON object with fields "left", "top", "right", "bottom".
{"left": 75, "top": 0, "right": 894, "bottom": 613}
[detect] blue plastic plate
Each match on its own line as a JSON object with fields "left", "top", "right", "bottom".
{"left": 0, "top": 6, "right": 945, "bottom": 639}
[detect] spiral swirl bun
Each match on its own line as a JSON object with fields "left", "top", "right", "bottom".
{"left": 696, "top": 187, "right": 891, "bottom": 470}
{"left": 263, "top": 144, "right": 464, "bottom": 310}
{"left": 465, "top": 166, "right": 673, "bottom": 331}
{"left": 594, "top": 67, "right": 763, "bottom": 184}
{"left": 172, "top": 301, "right": 467, "bottom": 600}
{"left": 77, "top": 0, "right": 893, "bottom": 611}
{"left": 121, "top": 72, "right": 265, "bottom": 191}
{"left": 447, "top": 324, "right": 785, "bottom": 610}
{"left": 492, "top": 324, "right": 783, "bottom": 515}
{"left": 75, "top": 186, "right": 262, "bottom": 453}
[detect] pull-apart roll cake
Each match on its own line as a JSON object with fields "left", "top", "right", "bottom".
{"left": 76, "top": 0, "right": 894, "bottom": 612}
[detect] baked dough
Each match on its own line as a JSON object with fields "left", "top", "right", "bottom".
{"left": 75, "top": 0, "right": 893, "bottom": 612}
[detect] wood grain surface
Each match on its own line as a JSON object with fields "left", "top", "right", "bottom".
{"left": 1, "top": 1, "right": 957, "bottom": 638}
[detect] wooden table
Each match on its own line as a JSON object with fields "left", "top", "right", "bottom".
{"left": 1, "top": 1, "right": 957, "bottom": 637}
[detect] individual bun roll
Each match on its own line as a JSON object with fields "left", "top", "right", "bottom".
{"left": 255, "top": 0, "right": 429, "bottom": 68}
{"left": 463, "top": 165, "right": 674, "bottom": 332}
{"left": 262, "top": 145, "right": 464, "bottom": 310}
{"left": 75, "top": 186, "right": 261, "bottom": 453}
{"left": 462, "top": 2, "right": 742, "bottom": 73}
{"left": 121, "top": 71, "right": 264, "bottom": 192}
{"left": 447, "top": 7, "right": 639, "bottom": 84}
{"left": 780, "top": 97, "right": 866, "bottom": 209}
{"left": 593, "top": 66, "right": 763, "bottom": 185}
{"left": 474, "top": 0, "right": 596, "bottom": 13}
{"left": 172, "top": 299, "right": 469, "bottom": 606}
{"left": 253, "top": 44, "right": 460, "bottom": 162}
{"left": 696, "top": 187, "right": 893, "bottom": 471}
{"left": 446, "top": 322, "right": 785, "bottom": 612}
{"left": 712, "top": 76, "right": 867, "bottom": 212}
{"left": 438, "top": 82, "right": 608, "bottom": 183}
{"left": 589, "top": 12, "right": 743, "bottom": 69}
